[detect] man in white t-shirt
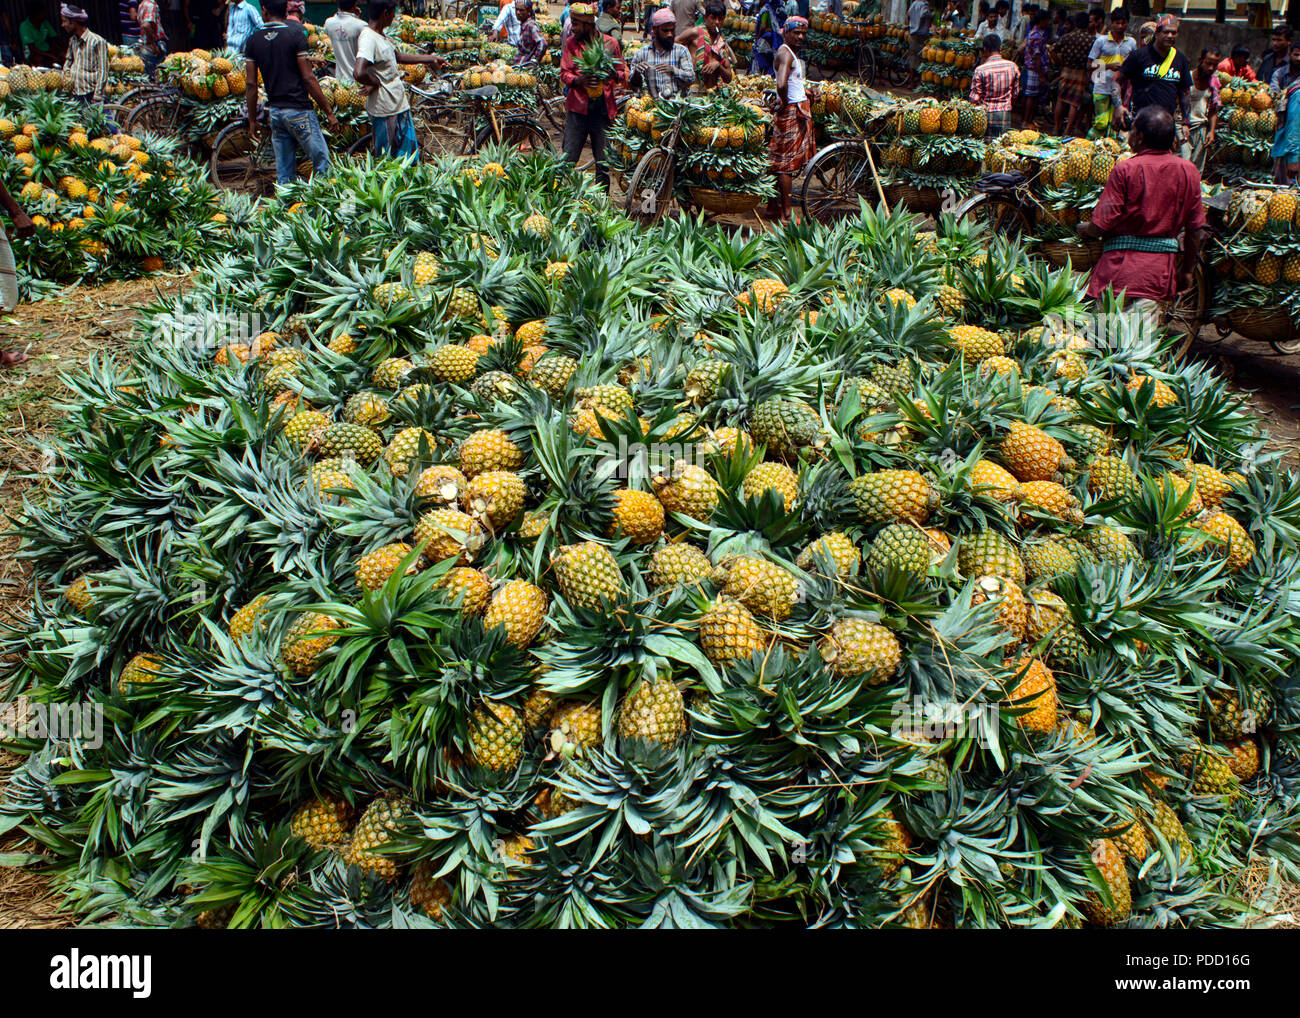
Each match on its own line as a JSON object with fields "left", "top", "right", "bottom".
{"left": 354, "top": 0, "right": 445, "bottom": 157}
{"left": 323, "top": 0, "right": 366, "bottom": 81}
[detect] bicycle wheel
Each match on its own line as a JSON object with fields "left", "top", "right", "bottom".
{"left": 625, "top": 147, "right": 675, "bottom": 225}
{"left": 346, "top": 132, "right": 376, "bottom": 161}
{"left": 124, "top": 94, "right": 182, "bottom": 139}
{"left": 101, "top": 103, "right": 132, "bottom": 130}
{"left": 209, "top": 121, "right": 278, "bottom": 196}
{"left": 1162, "top": 263, "right": 1209, "bottom": 360}
{"left": 473, "top": 118, "right": 553, "bottom": 154}
{"left": 800, "top": 142, "right": 876, "bottom": 223}
{"left": 956, "top": 192, "right": 1032, "bottom": 240}
{"left": 415, "top": 105, "right": 470, "bottom": 160}
{"left": 858, "top": 44, "right": 877, "bottom": 87}
{"left": 887, "top": 56, "right": 910, "bottom": 87}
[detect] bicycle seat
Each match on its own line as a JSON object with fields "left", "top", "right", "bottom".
{"left": 974, "top": 171, "right": 1026, "bottom": 193}
{"left": 465, "top": 84, "right": 500, "bottom": 100}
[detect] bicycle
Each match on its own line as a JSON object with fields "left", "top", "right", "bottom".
{"left": 209, "top": 109, "right": 278, "bottom": 197}
{"left": 799, "top": 97, "right": 892, "bottom": 223}
{"left": 123, "top": 85, "right": 186, "bottom": 140}
{"left": 345, "top": 82, "right": 553, "bottom": 160}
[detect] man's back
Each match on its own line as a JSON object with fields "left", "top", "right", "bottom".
{"left": 323, "top": 10, "right": 365, "bottom": 81}
{"left": 972, "top": 54, "right": 1018, "bottom": 107}
{"left": 245, "top": 21, "right": 312, "bottom": 108}
{"left": 1093, "top": 149, "right": 1202, "bottom": 237}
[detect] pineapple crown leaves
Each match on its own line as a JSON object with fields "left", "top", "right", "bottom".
{"left": 689, "top": 642, "right": 891, "bottom": 756}
{"left": 536, "top": 591, "right": 718, "bottom": 697}
{"left": 179, "top": 823, "right": 335, "bottom": 929}
{"left": 531, "top": 744, "right": 701, "bottom": 859}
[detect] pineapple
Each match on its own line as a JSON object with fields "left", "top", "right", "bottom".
{"left": 999, "top": 421, "right": 1073, "bottom": 482}
{"left": 609, "top": 489, "right": 664, "bottom": 544}
{"left": 958, "top": 531, "right": 1025, "bottom": 584}
{"left": 549, "top": 700, "right": 602, "bottom": 757}
{"left": 617, "top": 677, "right": 686, "bottom": 747}
{"left": 551, "top": 541, "right": 626, "bottom": 609}
{"left": 819, "top": 619, "right": 901, "bottom": 684}
{"left": 459, "top": 429, "right": 524, "bottom": 476}
{"left": 1081, "top": 839, "right": 1131, "bottom": 926}
{"left": 848, "top": 470, "right": 938, "bottom": 524}
{"left": 796, "top": 532, "right": 859, "bottom": 577}
{"left": 356, "top": 542, "right": 419, "bottom": 591}
{"left": 1007, "top": 657, "right": 1057, "bottom": 733}
{"left": 289, "top": 795, "right": 355, "bottom": 849}
{"left": 344, "top": 796, "right": 408, "bottom": 881}
{"left": 468, "top": 702, "right": 524, "bottom": 773}
{"left": 314, "top": 422, "right": 383, "bottom": 465}
{"left": 464, "top": 470, "right": 526, "bottom": 529}
{"left": 438, "top": 567, "right": 493, "bottom": 615}
{"left": 865, "top": 523, "right": 932, "bottom": 575}
{"left": 414, "top": 508, "right": 485, "bottom": 564}
{"left": 653, "top": 462, "right": 720, "bottom": 522}
{"left": 971, "top": 574, "right": 1027, "bottom": 642}
{"left": 409, "top": 862, "right": 453, "bottom": 920}
{"left": 117, "top": 652, "right": 162, "bottom": 694}
{"left": 649, "top": 543, "right": 713, "bottom": 588}
{"left": 741, "top": 461, "right": 799, "bottom": 511}
{"left": 1179, "top": 744, "right": 1239, "bottom": 795}
{"left": 698, "top": 597, "right": 767, "bottom": 664}
{"left": 750, "top": 398, "right": 823, "bottom": 460}
{"left": 382, "top": 426, "right": 438, "bottom": 475}
{"left": 482, "top": 580, "right": 549, "bottom": 647}
{"left": 427, "top": 343, "right": 480, "bottom": 383}
{"left": 281, "top": 613, "right": 341, "bottom": 675}
{"left": 714, "top": 555, "right": 799, "bottom": 621}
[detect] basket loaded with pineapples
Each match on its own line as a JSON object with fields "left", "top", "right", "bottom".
{"left": 1205, "top": 76, "right": 1276, "bottom": 185}
{"left": 1208, "top": 186, "right": 1300, "bottom": 342}
{"left": 3, "top": 144, "right": 1298, "bottom": 928}
{"left": 157, "top": 49, "right": 254, "bottom": 144}
{"left": 916, "top": 28, "right": 978, "bottom": 97}
{"left": 0, "top": 92, "right": 239, "bottom": 297}
{"left": 457, "top": 61, "right": 542, "bottom": 108}
{"left": 607, "top": 91, "right": 774, "bottom": 208}
{"left": 809, "top": 80, "right": 879, "bottom": 140}
{"left": 880, "top": 98, "right": 989, "bottom": 196}
{"left": 805, "top": 13, "right": 862, "bottom": 71}
{"left": 1032, "top": 136, "right": 1126, "bottom": 252}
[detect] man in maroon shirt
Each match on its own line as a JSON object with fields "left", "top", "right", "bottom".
{"left": 1080, "top": 106, "right": 1206, "bottom": 304}
{"left": 559, "top": 2, "right": 627, "bottom": 192}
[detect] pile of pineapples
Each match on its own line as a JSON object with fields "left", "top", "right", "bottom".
{"left": 0, "top": 92, "right": 238, "bottom": 295}
{"left": 0, "top": 64, "right": 72, "bottom": 99}
{"left": 881, "top": 99, "right": 989, "bottom": 185}
{"left": 1208, "top": 77, "right": 1277, "bottom": 183}
{"left": 1211, "top": 185, "right": 1300, "bottom": 307}
{"left": 3, "top": 150, "right": 1299, "bottom": 929}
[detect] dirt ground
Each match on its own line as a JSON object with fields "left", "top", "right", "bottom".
{"left": 1, "top": 260, "right": 1298, "bottom": 928}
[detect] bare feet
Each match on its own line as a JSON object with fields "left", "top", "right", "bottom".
{"left": 1, "top": 347, "right": 29, "bottom": 368}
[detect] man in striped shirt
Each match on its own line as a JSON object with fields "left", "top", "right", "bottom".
{"left": 968, "top": 33, "right": 1019, "bottom": 139}
{"left": 60, "top": 5, "right": 109, "bottom": 104}
{"left": 628, "top": 7, "right": 694, "bottom": 98}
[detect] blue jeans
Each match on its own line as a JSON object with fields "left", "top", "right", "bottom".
{"left": 268, "top": 107, "right": 331, "bottom": 185}
{"left": 371, "top": 110, "right": 418, "bottom": 159}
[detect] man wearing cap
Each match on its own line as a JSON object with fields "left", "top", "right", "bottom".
{"left": 764, "top": 15, "right": 814, "bottom": 224}
{"left": 1114, "top": 14, "right": 1191, "bottom": 146}
{"left": 61, "top": 5, "right": 109, "bottom": 106}
{"left": 559, "top": 3, "right": 627, "bottom": 191}
{"left": 629, "top": 8, "right": 695, "bottom": 98}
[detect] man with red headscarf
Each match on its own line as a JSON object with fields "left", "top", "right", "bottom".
{"left": 764, "top": 14, "right": 815, "bottom": 224}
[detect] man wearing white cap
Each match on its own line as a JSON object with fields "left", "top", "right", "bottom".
{"left": 629, "top": 7, "right": 695, "bottom": 97}
{"left": 60, "top": 6, "right": 109, "bottom": 105}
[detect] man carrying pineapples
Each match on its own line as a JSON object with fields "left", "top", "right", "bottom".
{"left": 1077, "top": 106, "right": 1205, "bottom": 306}
{"left": 559, "top": 2, "right": 627, "bottom": 191}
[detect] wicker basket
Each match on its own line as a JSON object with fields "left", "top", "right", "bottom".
{"left": 1228, "top": 305, "right": 1296, "bottom": 343}
{"left": 1038, "top": 239, "right": 1103, "bottom": 271}
{"left": 688, "top": 187, "right": 763, "bottom": 215}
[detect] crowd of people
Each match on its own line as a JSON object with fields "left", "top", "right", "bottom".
{"left": 2, "top": 1, "right": 1295, "bottom": 314}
